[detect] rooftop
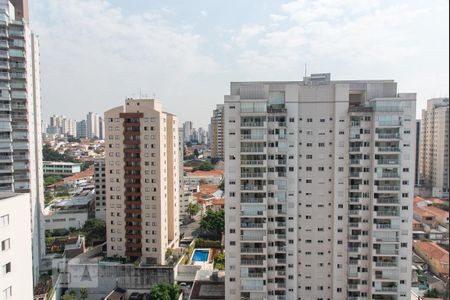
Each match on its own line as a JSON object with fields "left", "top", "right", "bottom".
{"left": 414, "top": 241, "right": 449, "bottom": 263}
{"left": 43, "top": 161, "right": 81, "bottom": 166}
{"left": 63, "top": 169, "right": 94, "bottom": 181}
{"left": 187, "top": 170, "right": 224, "bottom": 177}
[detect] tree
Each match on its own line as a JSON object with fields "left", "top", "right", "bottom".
{"left": 200, "top": 209, "right": 225, "bottom": 235}
{"left": 80, "top": 287, "right": 88, "bottom": 299}
{"left": 150, "top": 283, "right": 180, "bottom": 300}
{"left": 61, "top": 295, "right": 76, "bottom": 300}
{"left": 193, "top": 149, "right": 200, "bottom": 157}
{"left": 424, "top": 288, "right": 439, "bottom": 298}
{"left": 82, "top": 219, "right": 106, "bottom": 246}
{"left": 187, "top": 202, "right": 200, "bottom": 219}
{"left": 214, "top": 251, "right": 225, "bottom": 270}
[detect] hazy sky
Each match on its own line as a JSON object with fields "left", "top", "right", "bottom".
{"left": 30, "top": 0, "right": 449, "bottom": 128}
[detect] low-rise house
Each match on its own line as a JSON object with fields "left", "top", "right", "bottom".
{"left": 63, "top": 169, "right": 94, "bottom": 188}
{"left": 44, "top": 188, "right": 95, "bottom": 233}
{"left": 413, "top": 241, "right": 449, "bottom": 276}
{"left": 188, "top": 270, "right": 225, "bottom": 300}
{"left": 184, "top": 170, "right": 223, "bottom": 185}
{"left": 206, "top": 198, "right": 224, "bottom": 212}
{"left": 414, "top": 207, "right": 437, "bottom": 227}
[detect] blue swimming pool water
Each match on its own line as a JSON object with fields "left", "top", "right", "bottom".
{"left": 192, "top": 250, "right": 209, "bottom": 262}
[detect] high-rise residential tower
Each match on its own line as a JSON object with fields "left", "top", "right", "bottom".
{"left": 76, "top": 119, "right": 87, "bottom": 139}
{"left": 94, "top": 158, "right": 106, "bottom": 220}
{"left": 0, "top": 0, "right": 44, "bottom": 283}
{"left": 419, "top": 98, "right": 449, "bottom": 198}
{"left": 104, "top": 98, "right": 180, "bottom": 264}
{"left": 210, "top": 104, "right": 224, "bottom": 160}
{"left": 224, "top": 74, "right": 415, "bottom": 300}
{"left": 183, "top": 121, "right": 193, "bottom": 143}
{"left": 87, "top": 111, "right": 100, "bottom": 139}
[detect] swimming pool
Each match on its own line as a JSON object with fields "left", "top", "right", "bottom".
{"left": 192, "top": 249, "right": 209, "bottom": 262}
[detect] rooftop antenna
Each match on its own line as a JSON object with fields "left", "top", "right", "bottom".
{"left": 139, "top": 88, "right": 142, "bottom": 99}
{"left": 304, "top": 63, "right": 307, "bottom": 77}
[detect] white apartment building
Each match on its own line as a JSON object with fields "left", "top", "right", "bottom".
{"left": 87, "top": 111, "right": 104, "bottom": 139}
{"left": 224, "top": 74, "right": 415, "bottom": 300}
{"left": 94, "top": 158, "right": 106, "bottom": 220}
{"left": 211, "top": 104, "right": 224, "bottom": 160}
{"left": 419, "top": 98, "right": 449, "bottom": 198}
{"left": 0, "top": 192, "right": 34, "bottom": 300}
{"left": 105, "top": 98, "right": 180, "bottom": 264}
{"left": 0, "top": 0, "right": 45, "bottom": 283}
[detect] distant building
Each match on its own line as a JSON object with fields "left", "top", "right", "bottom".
{"left": 419, "top": 98, "right": 449, "bottom": 197}
{"left": 183, "top": 121, "right": 193, "bottom": 143}
{"left": 43, "top": 161, "right": 81, "bottom": 176}
{"left": 189, "top": 270, "right": 225, "bottom": 300}
{"left": 76, "top": 120, "right": 87, "bottom": 139}
{"left": 415, "top": 120, "right": 420, "bottom": 186}
{"left": 0, "top": 193, "right": 34, "bottom": 300}
{"left": 94, "top": 158, "right": 106, "bottom": 220}
{"left": 210, "top": 104, "right": 224, "bottom": 160}
{"left": 87, "top": 112, "right": 100, "bottom": 139}
{"left": 184, "top": 170, "right": 224, "bottom": 186}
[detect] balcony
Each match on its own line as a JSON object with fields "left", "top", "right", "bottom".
{"left": 375, "top": 224, "right": 399, "bottom": 230}
{"left": 241, "top": 198, "right": 265, "bottom": 204}
{"left": 241, "top": 222, "right": 265, "bottom": 229}
{"left": 377, "top": 133, "right": 400, "bottom": 140}
{"left": 374, "top": 249, "right": 399, "bottom": 255}
{"left": 377, "top": 147, "right": 400, "bottom": 153}
{"left": 241, "top": 235, "right": 265, "bottom": 242}
{"left": 375, "top": 261, "right": 397, "bottom": 267}
{"left": 376, "top": 198, "right": 400, "bottom": 204}
{"left": 374, "top": 287, "right": 398, "bottom": 293}
{"left": 241, "top": 259, "right": 265, "bottom": 266}
{"left": 241, "top": 248, "right": 264, "bottom": 254}
{"left": 379, "top": 173, "right": 400, "bottom": 179}
{"left": 376, "top": 159, "right": 400, "bottom": 166}
{"left": 241, "top": 172, "right": 265, "bottom": 179}
{"left": 350, "top": 159, "right": 360, "bottom": 165}
{"left": 374, "top": 236, "right": 399, "bottom": 243}
{"left": 240, "top": 185, "right": 265, "bottom": 191}
{"left": 376, "top": 186, "right": 400, "bottom": 191}
{"left": 374, "top": 211, "right": 400, "bottom": 217}
{"left": 241, "top": 160, "right": 265, "bottom": 166}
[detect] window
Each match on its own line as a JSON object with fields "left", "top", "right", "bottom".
{"left": 2, "top": 286, "right": 12, "bottom": 299}
{"left": 2, "top": 262, "right": 11, "bottom": 275}
{"left": 1, "top": 239, "right": 10, "bottom": 251}
{"left": 0, "top": 214, "right": 9, "bottom": 227}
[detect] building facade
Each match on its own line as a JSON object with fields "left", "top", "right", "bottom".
{"left": 210, "top": 104, "right": 224, "bottom": 160}
{"left": 76, "top": 119, "right": 87, "bottom": 139}
{"left": 0, "top": 0, "right": 44, "bottom": 283}
{"left": 419, "top": 98, "right": 449, "bottom": 198}
{"left": 183, "top": 121, "right": 193, "bottom": 143}
{"left": 43, "top": 161, "right": 81, "bottom": 175}
{"left": 0, "top": 192, "right": 34, "bottom": 300}
{"left": 87, "top": 111, "right": 100, "bottom": 139}
{"left": 104, "top": 99, "right": 180, "bottom": 264}
{"left": 94, "top": 158, "right": 106, "bottom": 220}
{"left": 224, "top": 74, "right": 415, "bottom": 300}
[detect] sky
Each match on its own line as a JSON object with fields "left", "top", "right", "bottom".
{"left": 30, "top": 0, "right": 449, "bottom": 128}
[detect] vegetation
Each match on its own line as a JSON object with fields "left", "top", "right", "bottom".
{"left": 80, "top": 288, "right": 88, "bottom": 299}
{"left": 187, "top": 202, "right": 200, "bottom": 219}
{"left": 194, "top": 161, "right": 214, "bottom": 171}
{"left": 60, "top": 295, "right": 76, "bottom": 300}
{"left": 150, "top": 283, "right": 180, "bottom": 300}
{"left": 82, "top": 219, "right": 106, "bottom": 246}
{"left": 214, "top": 251, "right": 225, "bottom": 270}
{"left": 200, "top": 209, "right": 225, "bottom": 235}
{"left": 67, "top": 136, "right": 81, "bottom": 143}
{"left": 43, "top": 144, "right": 76, "bottom": 162}
{"left": 433, "top": 202, "right": 449, "bottom": 212}
{"left": 44, "top": 175, "right": 63, "bottom": 186}
{"left": 195, "top": 238, "right": 222, "bottom": 249}
{"left": 423, "top": 288, "right": 439, "bottom": 298}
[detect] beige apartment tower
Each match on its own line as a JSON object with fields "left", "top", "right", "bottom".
{"left": 104, "top": 99, "right": 180, "bottom": 264}
{"left": 224, "top": 74, "right": 415, "bottom": 300}
{"left": 419, "top": 98, "right": 449, "bottom": 198}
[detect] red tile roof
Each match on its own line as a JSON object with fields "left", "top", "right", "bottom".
{"left": 64, "top": 170, "right": 94, "bottom": 181}
{"left": 186, "top": 170, "right": 224, "bottom": 177}
{"left": 414, "top": 241, "right": 449, "bottom": 263}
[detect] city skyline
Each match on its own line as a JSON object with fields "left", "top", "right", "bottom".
{"left": 30, "top": 0, "right": 449, "bottom": 128}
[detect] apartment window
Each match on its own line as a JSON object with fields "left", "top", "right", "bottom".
{"left": 2, "top": 286, "right": 12, "bottom": 299}
{"left": 1, "top": 239, "right": 10, "bottom": 251}
{"left": 307, "top": 118, "right": 313, "bottom": 122}
{"left": 0, "top": 214, "right": 9, "bottom": 227}
{"left": 2, "top": 262, "right": 11, "bottom": 275}
{"left": 229, "top": 241, "right": 235, "bottom": 246}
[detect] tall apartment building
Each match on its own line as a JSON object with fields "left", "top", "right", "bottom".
{"left": 414, "top": 120, "right": 420, "bottom": 186}
{"left": 0, "top": 0, "right": 44, "bottom": 283}
{"left": 0, "top": 192, "right": 34, "bottom": 299}
{"left": 419, "top": 98, "right": 449, "bottom": 198}
{"left": 48, "top": 114, "right": 77, "bottom": 137}
{"left": 87, "top": 111, "right": 104, "bottom": 139}
{"left": 183, "top": 121, "right": 193, "bottom": 143}
{"left": 94, "top": 158, "right": 106, "bottom": 220}
{"left": 104, "top": 99, "right": 180, "bottom": 264}
{"left": 224, "top": 74, "right": 415, "bottom": 300}
{"left": 76, "top": 119, "right": 87, "bottom": 139}
{"left": 211, "top": 104, "right": 224, "bottom": 160}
